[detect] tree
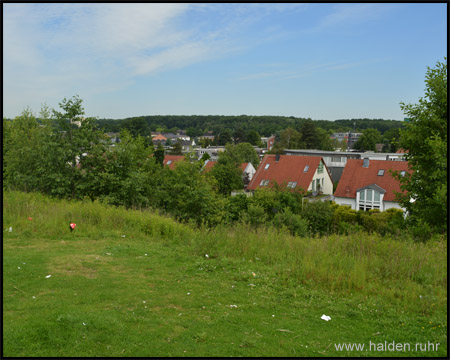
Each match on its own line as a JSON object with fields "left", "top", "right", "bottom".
{"left": 169, "top": 141, "right": 183, "bottom": 155}
{"left": 392, "top": 58, "right": 447, "bottom": 233}
{"left": 299, "top": 119, "right": 320, "bottom": 149}
{"left": 154, "top": 143, "right": 165, "bottom": 166}
{"left": 354, "top": 128, "right": 381, "bottom": 151}
{"left": 279, "top": 127, "right": 303, "bottom": 149}
{"left": 246, "top": 130, "right": 262, "bottom": 146}
{"left": 49, "top": 95, "right": 107, "bottom": 199}
{"left": 3, "top": 108, "right": 48, "bottom": 192}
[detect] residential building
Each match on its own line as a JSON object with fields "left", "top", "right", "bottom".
{"left": 283, "top": 149, "right": 406, "bottom": 183}
{"left": 334, "top": 158, "right": 410, "bottom": 211}
{"left": 330, "top": 131, "right": 362, "bottom": 149}
{"left": 163, "top": 155, "right": 185, "bottom": 170}
{"left": 247, "top": 154, "right": 333, "bottom": 195}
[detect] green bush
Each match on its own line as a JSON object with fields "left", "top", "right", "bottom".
{"left": 272, "top": 208, "right": 308, "bottom": 237}
{"left": 244, "top": 204, "right": 267, "bottom": 227}
{"left": 224, "top": 194, "right": 249, "bottom": 224}
{"left": 301, "top": 200, "right": 334, "bottom": 236}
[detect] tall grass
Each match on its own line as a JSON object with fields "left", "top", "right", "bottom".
{"left": 4, "top": 190, "right": 446, "bottom": 314}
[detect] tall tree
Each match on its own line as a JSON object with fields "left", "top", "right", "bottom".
{"left": 353, "top": 128, "right": 381, "bottom": 151}
{"left": 393, "top": 58, "right": 447, "bottom": 232}
{"left": 299, "top": 119, "right": 320, "bottom": 149}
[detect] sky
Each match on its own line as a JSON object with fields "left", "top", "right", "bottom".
{"left": 3, "top": 3, "right": 447, "bottom": 121}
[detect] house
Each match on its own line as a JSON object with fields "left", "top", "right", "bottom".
{"left": 247, "top": 154, "right": 333, "bottom": 195}
{"left": 152, "top": 134, "right": 167, "bottom": 145}
{"left": 163, "top": 155, "right": 185, "bottom": 169}
{"left": 334, "top": 158, "right": 410, "bottom": 212}
{"left": 261, "top": 135, "right": 276, "bottom": 151}
{"left": 202, "top": 160, "right": 217, "bottom": 172}
{"left": 283, "top": 149, "right": 406, "bottom": 183}
{"left": 241, "top": 162, "right": 256, "bottom": 182}
{"left": 202, "top": 161, "right": 256, "bottom": 181}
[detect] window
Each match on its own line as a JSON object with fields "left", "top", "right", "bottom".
{"left": 318, "top": 162, "right": 324, "bottom": 174}
{"left": 358, "top": 189, "right": 382, "bottom": 211}
{"left": 303, "top": 165, "right": 309, "bottom": 172}
{"left": 400, "top": 170, "right": 406, "bottom": 177}
{"left": 377, "top": 169, "right": 385, "bottom": 176}
{"left": 260, "top": 179, "right": 269, "bottom": 187}
{"left": 166, "top": 160, "right": 172, "bottom": 165}
{"left": 287, "top": 181, "right": 297, "bottom": 189}
{"left": 264, "top": 164, "right": 270, "bottom": 170}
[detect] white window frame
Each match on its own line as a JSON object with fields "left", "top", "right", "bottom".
{"left": 357, "top": 189, "right": 383, "bottom": 211}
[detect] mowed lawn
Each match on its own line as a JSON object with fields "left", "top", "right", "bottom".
{"left": 3, "top": 233, "right": 446, "bottom": 357}
{"left": 3, "top": 192, "right": 447, "bottom": 357}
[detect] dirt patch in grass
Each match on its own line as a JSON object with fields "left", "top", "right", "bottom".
{"left": 47, "top": 254, "right": 112, "bottom": 279}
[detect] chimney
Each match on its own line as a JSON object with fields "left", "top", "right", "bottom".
{"left": 363, "top": 158, "right": 369, "bottom": 168}
{"left": 275, "top": 153, "right": 280, "bottom": 162}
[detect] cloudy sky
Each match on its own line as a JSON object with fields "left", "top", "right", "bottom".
{"left": 3, "top": 3, "right": 447, "bottom": 120}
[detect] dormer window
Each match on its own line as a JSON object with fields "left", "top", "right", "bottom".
{"left": 287, "top": 181, "right": 297, "bottom": 189}
{"left": 264, "top": 164, "right": 270, "bottom": 170}
{"left": 166, "top": 160, "right": 172, "bottom": 165}
{"left": 260, "top": 179, "right": 269, "bottom": 187}
{"left": 377, "top": 169, "right": 385, "bottom": 176}
{"left": 303, "top": 165, "right": 309, "bottom": 173}
{"left": 400, "top": 170, "right": 406, "bottom": 177}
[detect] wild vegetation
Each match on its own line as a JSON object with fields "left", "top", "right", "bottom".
{"left": 3, "top": 191, "right": 447, "bottom": 357}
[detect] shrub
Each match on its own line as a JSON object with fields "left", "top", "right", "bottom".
{"left": 272, "top": 208, "right": 308, "bottom": 237}
{"left": 224, "top": 194, "right": 249, "bottom": 224}
{"left": 301, "top": 200, "right": 334, "bottom": 236}
{"left": 244, "top": 204, "right": 267, "bottom": 227}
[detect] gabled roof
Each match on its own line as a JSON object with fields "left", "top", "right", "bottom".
{"left": 152, "top": 134, "right": 167, "bottom": 141}
{"left": 334, "top": 159, "right": 410, "bottom": 201}
{"left": 163, "top": 155, "right": 185, "bottom": 169}
{"left": 247, "top": 154, "right": 328, "bottom": 192}
{"left": 241, "top": 162, "right": 249, "bottom": 172}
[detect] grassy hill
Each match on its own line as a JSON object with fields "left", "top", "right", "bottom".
{"left": 3, "top": 191, "right": 447, "bottom": 357}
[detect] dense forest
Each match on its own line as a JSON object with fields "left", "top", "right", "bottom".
{"left": 95, "top": 115, "right": 404, "bottom": 138}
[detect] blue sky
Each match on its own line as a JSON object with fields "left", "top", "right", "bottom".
{"left": 3, "top": 3, "right": 447, "bottom": 120}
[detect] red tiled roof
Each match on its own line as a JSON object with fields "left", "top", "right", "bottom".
{"left": 163, "top": 155, "right": 185, "bottom": 169}
{"left": 247, "top": 154, "right": 327, "bottom": 192}
{"left": 203, "top": 160, "right": 217, "bottom": 172}
{"left": 240, "top": 162, "right": 249, "bottom": 172}
{"left": 152, "top": 134, "right": 167, "bottom": 141}
{"left": 334, "top": 159, "right": 411, "bottom": 201}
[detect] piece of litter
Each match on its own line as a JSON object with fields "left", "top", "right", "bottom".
{"left": 321, "top": 314, "right": 331, "bottom": 321}
{"left": 231, "top": 285, "right": 235, "bottom": 288}
{"left": 205, "top": 254, "right": 209, "bottom": 258}
{"left": 28, "top": 217, "right": 33, "bottom": 221}
{"left": 106, "top": 252, "right": 112, "bottom": 256}
{"left": 23, "top": 263, "right": 26, "bottom": 264}
{"left": 32, "top": 296, "right": 36, "bottom": 299}
{"left": 230, "top": 305, "right": 238, "bottom": 308}
{"left": 272, "top": 315, "right": 275, "bottom": 317}
{"left": 8, "top": 227, "right": 12, "bottom": 232}
{"left": 143, "top": 301, "right": 146, "bottom": 303}
{"left": 187, "top": 292, "right": 190, "bottom": 295}
{"left": 121, "top": 235, "right": 126, "bottom": 238}
{"left": 145, "top": 253, "right": 148, "bottom": 256}
{"left": 83, "top": 322, "right": 87, "bottom": 326}
{"left": 18, "top": 267, "right": 21, "bottom": 269}
{"left": 45, "top": 275, "right": 52, "bottom": 278}
{"left": 249, "top": 283, "right": 256, "bottom": 287}
{"left": 252, "top": 272, "right": 256, "bottom": 277}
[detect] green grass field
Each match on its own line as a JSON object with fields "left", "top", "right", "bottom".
{"left": 3, "top": 191, "right": 447, "bottom": 357}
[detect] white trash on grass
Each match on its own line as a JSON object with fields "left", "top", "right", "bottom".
{"left": 321, "top": 314, "right": 331, "bottom": 321}
{"left": 45, "top": 275, "right": 52, "bottom": 278}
